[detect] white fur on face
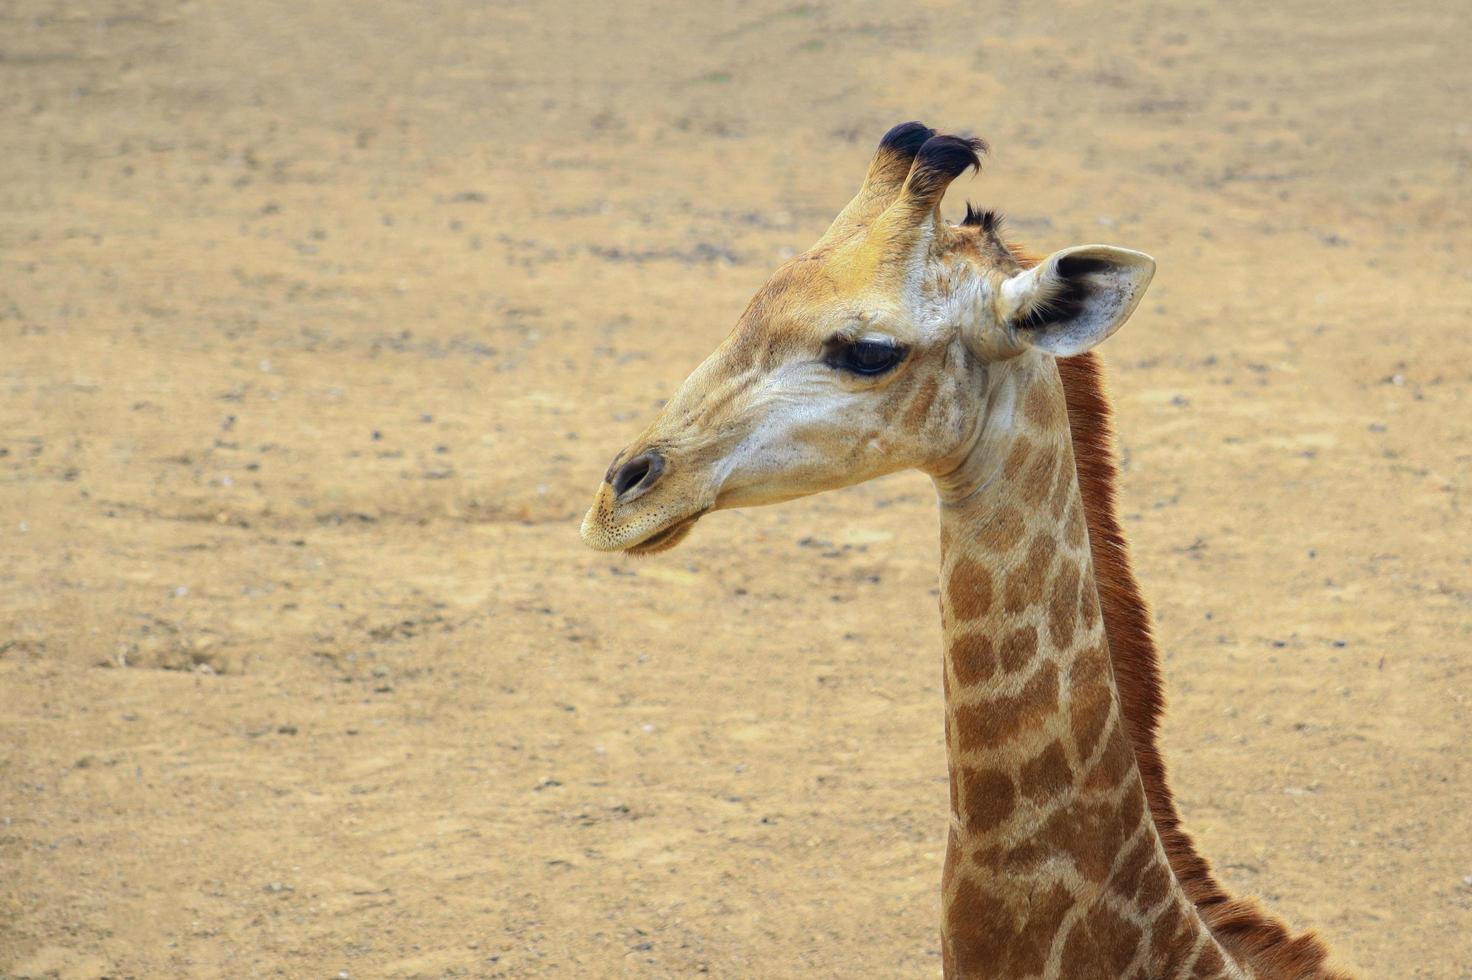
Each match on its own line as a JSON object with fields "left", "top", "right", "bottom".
{"left": 712, "top": 359, "right": 899, "bottom": 508}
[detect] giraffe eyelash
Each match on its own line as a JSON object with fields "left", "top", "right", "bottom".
{"left": 823, "top": 337, "right": 909, "bottom": 376}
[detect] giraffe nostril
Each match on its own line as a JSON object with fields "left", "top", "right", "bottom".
{"left": 610, "top": 451, "right": 665, "bottom": 499}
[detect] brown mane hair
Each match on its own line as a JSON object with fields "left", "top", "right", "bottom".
{"left": 1057, "top": 350, "right": 1344, "bottom": 978}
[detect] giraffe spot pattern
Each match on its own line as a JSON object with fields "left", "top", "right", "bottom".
{"left": 1003, "top": 534, "right": 1055, "bottom": 613}
{"left": 1038, "top": 799, "right": 1119, "bottom": 884}
{"left": 1065, "top": 497, "right": 1087, "bottom": 549}
{"left": 946, "top": 878, "right": 1071, "bottom": 980}
{"left": 946, "top": 557, "right": 994, "bottom": 621}
{"left": 1109, "top": 835, "right": 1155, "bottom": 905}
{"left": 1079, "top": 575, "right": 1101, "bottom": 631}
{"left": 1018, "top": 739, "right": 1074, "bottom": 803}
{"left": 1050, "top": 452, "right": 1075, "bottom": 519}
{"left": 1086, "top": 722, "right": 1133, "bottom": 792}
{"left": 1135, "top": 860, "right": 1172, "bottom": 911}
{"left": 945, "top": 878, "right": 1011, "bottom": 972}
{"left": 1195, "top": 941, "right": 1228, "bottom": 975}
{"left": 943, "top": 825, "right": 962, "bottom": 887}
{"left": 954, "top": 661, "right": 1060, "bottom": 753}
{"left": 950, "top": 632, "right": 998, "bottom": 686}
{"left": 970, "top": 839, "right": 1045, "bottom": 875}
{"left": 998, "top": 624, "right": 1038, "bottom": 673}
{"left": 1021, "top": 450, "right": 1058, "bottom": 507}
{"left": 960, "top": 766, "right": 1015, "bottom": 833}
{"left": 1023, "top": 382, "right": 1054, "bottom": 428}
{"left": 1048, "top": 559, "right": 1080, "bottom": 647}
{"left": 1058, "top": 900, "right": 1143, "bottom": 979}
{"left": 1069, "top": 644, "right": 1114, "bottom": 761}
{"left": 1038, "top": 778, "right": 1147, "bottom": 885}
{"left": 1147, "top": 901, "right": 1198, "bottom": 975}
{"left": 976, "top": 505, "right": 1027, "bottom": 554}
{"left": 1002, "top": 438, "right": 1033, "bottom": 480}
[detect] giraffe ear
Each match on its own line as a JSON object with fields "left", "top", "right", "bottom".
{"left": 999, "top": 245, "right": 1156, "bottom": 357}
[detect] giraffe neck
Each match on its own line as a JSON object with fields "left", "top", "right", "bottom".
{"left": 931, "top": 356, "right": 1245, "bottom": 979}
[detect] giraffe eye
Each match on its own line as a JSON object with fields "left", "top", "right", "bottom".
{"left": 827, "top": 339, "right": 908, "bottom": 377}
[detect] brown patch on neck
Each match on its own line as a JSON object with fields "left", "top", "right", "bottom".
{"left": 1057, "top": 350, "right": 1343, "bottom": 979}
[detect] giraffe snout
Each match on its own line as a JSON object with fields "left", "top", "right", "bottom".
{"left": 608, "top": 450, "right": 665, "bottom": 502}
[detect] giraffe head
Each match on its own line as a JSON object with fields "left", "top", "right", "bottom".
{"left": 581, "top": 123, "right": 1155, "bottom": 555}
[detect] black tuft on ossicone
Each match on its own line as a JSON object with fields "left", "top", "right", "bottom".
{"left": 907, "top": 134, "right": 988, "bottom": 201}
{"left": 878, "top": 121, "right": 936, "bottom": 159}
{"left": 962, "top": 202, "right": 1002, "bottom": 233}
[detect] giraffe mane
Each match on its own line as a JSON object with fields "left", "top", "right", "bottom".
{"left": 960, "top": 202, "right": 1002, "bottom": 234}
{"left": 1056, "top": 349, "right": 1346, "bottom": 979}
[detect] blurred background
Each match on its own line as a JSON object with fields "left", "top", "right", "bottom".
{"left": 2, "top": 1, "right": 1469, "bottom": 976}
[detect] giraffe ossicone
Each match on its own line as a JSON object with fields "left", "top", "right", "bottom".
{"left": 581, "top": 122, "right": 1344, "bottom": 979}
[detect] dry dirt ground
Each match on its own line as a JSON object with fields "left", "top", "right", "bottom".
{"left": 2, "top": 1, "right": 1470, "bottom": 977}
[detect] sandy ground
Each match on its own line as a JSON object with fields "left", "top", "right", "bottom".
{"left": 1, "top": 1, "right": 1469, "bottom": 977}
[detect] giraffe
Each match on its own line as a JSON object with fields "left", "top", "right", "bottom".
{"left": 580, "top": 123, "right": 1344, "bottom": 979}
